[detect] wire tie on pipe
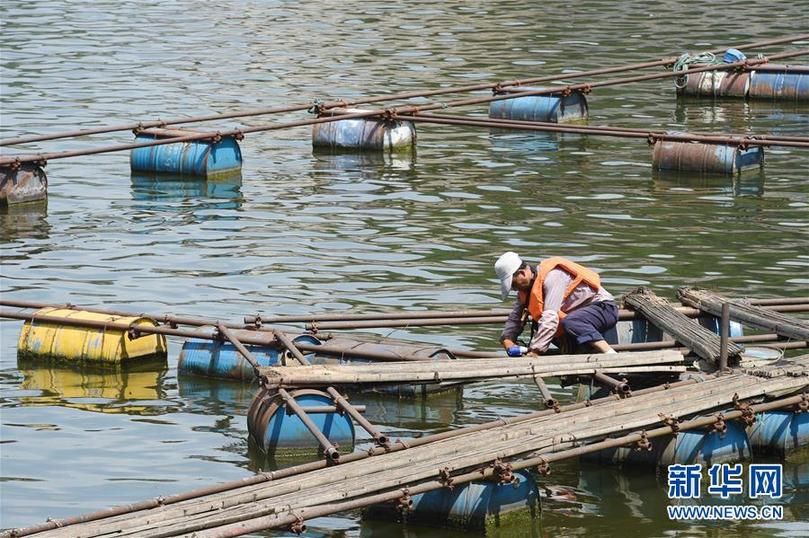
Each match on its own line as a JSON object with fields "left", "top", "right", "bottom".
{"left": 536, "top": 457, "right": 551, "bottom": 476}
{"left": 289, "top": 513, "right": 306, "bottom": 535}
{"left": 635, "top": 430, "right": 653, "bottom": 452}
{"left": 233, "top": 129, "right": 245, "bottom": 141}
{"left": 211, "top": 132, "right": 222, "bottom": 144}
{"left": 659, "top": 413, "right": 681, "bottom": 435}
{"left": 796, "top": 393, "right": 809, "bottom": 414}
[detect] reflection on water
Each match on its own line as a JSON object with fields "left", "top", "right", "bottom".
{"left": 0, "top": 201, "right": 50, "bottom": 242}
{"left": 312, "top": 149, "right": 417, "bottom": 173}
{"left": 130, "top": 173, "right": 243, "bottom": 210}
{"left": 177, "top": 376, "right": 257, "bottom": 417}
{"left": 357, "top": 388, "right": 464, "bottom": 432}
{"left": 652, "top": 168, "right": 766, "bottom": 197}
{"left": 674, "top": 99, "right": 809, "bottom": 135}
{"left": 17, "top": 357, "right": 169, "bottom": 415}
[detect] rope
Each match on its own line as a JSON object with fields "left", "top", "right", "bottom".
{"left": 672, "top": 52, "right": 721, "bottom": 89}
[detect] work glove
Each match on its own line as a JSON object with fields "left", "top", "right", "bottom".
{"left": 507, "top": 345, "right": 528, "bottom": 357}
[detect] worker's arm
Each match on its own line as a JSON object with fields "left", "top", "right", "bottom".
{"left": 527, "top": 270, "right": 571, "bottom": 353}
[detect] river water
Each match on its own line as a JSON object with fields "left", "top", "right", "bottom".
{"left": 1, "top": 1, "right": 808, "bottom": 535}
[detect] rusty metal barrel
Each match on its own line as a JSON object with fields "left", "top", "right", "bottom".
{"left": 677, "top": 70, "right": 750, "bottom": 98}
{"left": 749, "top": 65, "right": 809, "bottom": 101}
{"left": 312, "top": 108, "right": 416, "bottom": 152}
{"left": 0, "top": 164, "right": 48, "bottom": 205}
{"left": 652, "top": 140, "right": 764, "bottom": 174}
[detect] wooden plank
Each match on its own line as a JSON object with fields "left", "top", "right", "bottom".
{"left": 678, "top": 287, "right": 809, "bottom": 341}
{"left": 624, "top": 287, "right": 743, "bottom": 363}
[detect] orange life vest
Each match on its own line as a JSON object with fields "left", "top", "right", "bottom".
{"left": 517, "top": 257, "right": 602, "bottom": 321}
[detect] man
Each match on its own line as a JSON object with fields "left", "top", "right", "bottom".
{"left": 494, "top": 251, "right": 618, "bottom": 357}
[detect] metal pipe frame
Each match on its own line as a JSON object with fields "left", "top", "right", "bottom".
{"left": 3, "top": 34, "right": 805, "bottom": 147}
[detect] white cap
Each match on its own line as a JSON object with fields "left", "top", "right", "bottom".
{"left": 494, "top": 251, "right": 523, "bottom": 300}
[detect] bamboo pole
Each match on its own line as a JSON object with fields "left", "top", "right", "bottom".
{"left": 259, "top": 350, "right": 685, "bottom": 388}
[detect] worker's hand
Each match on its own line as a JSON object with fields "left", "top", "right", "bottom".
{"left": 507, "top": 345, "right": 527, "bottom": 357}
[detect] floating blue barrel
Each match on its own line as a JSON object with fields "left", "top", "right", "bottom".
{"left": 489, "top": 87, "right": 588, "bottom": 123}
{"left": 747, "top": 411, "right": 809, "bottom": 458}
{"left": 750, "top": 66, "right": 809, "bottom": 101}
{"left": 677, "top": 70, "right": 750, "bottom": 98}
{"left": 178, "top": 334, "right": 320, "bottom": 381}
{"left": 364, "top": 470, "right": 540, "bottom": 532}
{"left": 130, "top": 128, "right": 242, "bottom": 178}
{"left": 584, "top": 421, "right": 751, "bottom": 467}
{"left": 660, "top": 421, "right": 751, "bottom": 466}
{"left": 312, "top": 109, "right": 416, "bottom": 152}
{"left": 0, "top": 164, "right": 48, "bottom": 205}
{"left": 652, "top": 140, "right": 764, "bottom": 174}
{"left": 247, "top": 387, "right": 355, "bottom": 456}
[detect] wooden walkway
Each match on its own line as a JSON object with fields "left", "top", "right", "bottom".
{"left": 12, "top": 354, "right": 808, "bottom": 538}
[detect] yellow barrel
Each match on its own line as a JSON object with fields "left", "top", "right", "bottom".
{"left": 17, "top": 308, "right": 168, "bottom": 364}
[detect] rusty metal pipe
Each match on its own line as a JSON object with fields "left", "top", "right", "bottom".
{"left": 216, "top": 323, "right": 261, "bottom": 376}
{"left": 0, "top": 110, "right": 382, "bottom": 166}
{"left": 532, "top": 375, "right": 558, "bottom": 410}
{"left": 592, "top": 371, "right": 632, "bottom": 395}
{"left": 325, "top": 387, "right": 389, "bottom": 447}
{"left": 272, "top": 330, "right": 311, "bottom": 366}
{"left": 278, "top": 388, "right": 340, "bottom": 463}
{"left": 4, "top": 34, "right": 805, "bottom": 148}
{"left": 3, "top": 298, "right": 806, "bottom": 327}
{"left": 720, "top": 303, "right": 730, "bottom": 373}
{"left": 425, "top": 112, "right": 809, "bottom": 145}
{"left": 400, "top": 114, "right": 809, "bottom": 149}
{"left": 299, "top": 405, "right": 366, "bottom": 414}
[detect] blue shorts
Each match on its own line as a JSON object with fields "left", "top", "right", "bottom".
{"left": 560, "top": 301, "right": 619, "bottom": 345}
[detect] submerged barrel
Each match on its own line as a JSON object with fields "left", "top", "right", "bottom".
{"left": 585, "top": 421, "right": 751, "bottom": 467}
{"left": 364, "top": 470, "right": 540, "bottom": 532}
{"left": 178, "top": 334, "right": 320, "bottom": 381}
{"left": 17, "top": 308, "right": 167, "bottom": 364}
{"left": 247, "top": 386, "right": 355, "bottom": 456}
{"left": 747, "top": 411, "right": 809, "bottom": 458}
{"left": 652, "top": 140, "right": 763, "bottom": 174}
{"left": 489, "top": 87, "right": 588, "bottom": 123}
{"left": 0, "top": 164, "right": 48, "bottom": 205}
{"left": 130, "top": 128, "right": 242, "bottom": 178}
{"left": 312, "top": 108, "right": 416, "bottom": 152}
{"left": 677, "top": 70, "right": 750, "bottom": 98}
{"left": 604, "top": 316, "right": 742, "bottom": 346}
{"left": 749, "top": 66, "right": 809, "bottom": 101}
